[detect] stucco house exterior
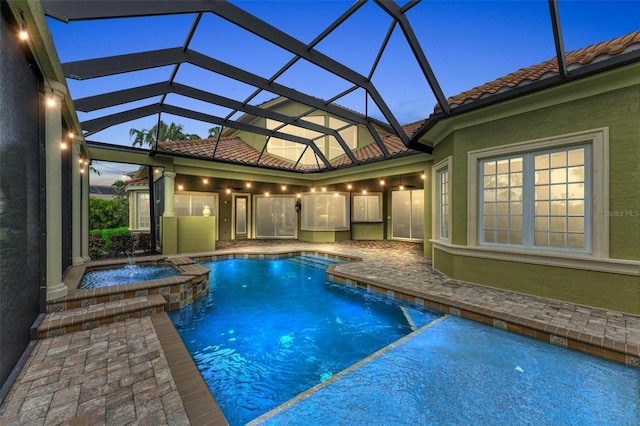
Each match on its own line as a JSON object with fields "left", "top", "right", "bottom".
{"left": 1, "top": 0, "right": 638, "bottom": 401}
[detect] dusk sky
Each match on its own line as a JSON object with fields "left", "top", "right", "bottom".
{"left": 45, "top": 0, "right": 640, "bottom": 185}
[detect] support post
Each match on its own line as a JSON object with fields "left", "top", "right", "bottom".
{"left": 45, "top": 86, "right": 68, "bottom": 301}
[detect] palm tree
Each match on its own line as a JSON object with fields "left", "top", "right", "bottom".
{"left": 208, "top": 126, "right": 222, "bottom": 139}
{"left": 129, "top": 121, "right": 202, "bottom": 146}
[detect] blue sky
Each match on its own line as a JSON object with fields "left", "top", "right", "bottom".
{"left": 45, "top": 0, "right": 640, "bottom": 184}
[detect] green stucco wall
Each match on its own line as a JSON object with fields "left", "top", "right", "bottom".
{"left": 177, "top": 216, "right": 216, "bottom": 253}
{"left": 351, "top": 223, "right": 384, "bottom": 240}
{"left": 435, "top": 85, "right": 640, "bottom": 259}
{"left": 434, "top": 248, "right": 640, "bottom": 314}
{"left": 298, "top": 230, "right": 351, "bottom": 243}
{"left": 430, "top": 84, "right": 640, "bottom": 314}
{"left": 162, "top": 216, "right": 216, "bottom": 254}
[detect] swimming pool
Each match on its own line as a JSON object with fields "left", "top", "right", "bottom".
{"left": 169, "top": 256, "right": 639, "bottom": 425}
{"left": 79, "top": 263, "right": 180, "bottom": 289}
{"left": 168, "top": 256, "right": 441, "bottom": 425}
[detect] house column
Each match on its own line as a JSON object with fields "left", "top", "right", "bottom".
{"left": 45, "top": 84, "right": 68, "bottom": 301}
{"left": 81, "top": 161, "right": 90, "bottom": 262}
{"left": 163, "top": 171, "right": 176, "bottom": 217}
{"left": 71, "top": 141, "right": 83, "bottom": 266}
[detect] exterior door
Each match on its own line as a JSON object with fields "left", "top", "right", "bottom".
{"left": 391, "top": 189, "right": 424, "bottom": 241}
{"left": 233, "top": 194, "right": 250, "bottom": 240}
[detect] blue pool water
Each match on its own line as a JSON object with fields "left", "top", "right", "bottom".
{"left": 259, "top": 316, "right": 640, "bottom": 425}
{"left": 168, "top": 257, "right": 441, "bottom": 425}
{"left": 79, "top": 263, "right": 179, "bottom": 289}
{"left": 169, "top": 257, "right": 640, "bottom": 425}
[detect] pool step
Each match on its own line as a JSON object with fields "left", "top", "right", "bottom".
{"left": 289, "top": 255, "right": 342, "bottom": 270}
{"left": 38, "top": 294, "right": 166, "bottom": 339}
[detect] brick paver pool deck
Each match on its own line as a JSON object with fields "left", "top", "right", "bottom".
{"left": 1, "top": 240, "right": 638, "bottom": 425}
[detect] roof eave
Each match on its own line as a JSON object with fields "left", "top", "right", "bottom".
{"left": 409, "top": 49, "right": 640, "bottom": 147}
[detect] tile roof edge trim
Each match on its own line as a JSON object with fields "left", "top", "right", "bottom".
{"left": 410, "top": 55, "right": 640, "bottom": 148}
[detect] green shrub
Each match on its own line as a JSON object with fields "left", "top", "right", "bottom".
{"left": 136, "top": 232, "right": 152, "bottom": 253}
{"left": 89, "top": 235, "right": 107, "bottom": 259}
{"left": 101, "top": 227, "right": 130, "bottom": 249}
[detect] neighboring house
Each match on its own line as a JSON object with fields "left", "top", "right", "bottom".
{"left": 89, "top": 184, "right": 116, "bottom": 200}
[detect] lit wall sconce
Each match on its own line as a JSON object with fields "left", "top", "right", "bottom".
{"left": 18, "top": 15, "right": 28, "bottom": 41}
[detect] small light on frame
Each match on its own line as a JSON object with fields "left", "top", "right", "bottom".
{"left": 19, "top": 29, "right": 28, "bottom": 41}
{"left": 203, "top": 178, "right": 209, "bottom": 184}
{"left": 246, "top": 182, "right": 252, "bottom": 188}
{"left": 68, "top": 132, "right": 75, "bottom": 139}
{"left": 80, "top": 166, "right": 85, "bottom": 174}
{"left": 399, "top": 184, "right": 405, "bottom": 190}
{"left": 46, "top": 96, "right": 56, "bottom": 107}
{"left": 296, "top": 193, "right": 301, "bottom": 198}
{"left": 281, "top": 185, "right": 287, "bottom": 191}
{"left": 177, "top": 184, "right": 184, "bottom": 191}
{"left": 347, "top": 184, "right": 352, "bottom": 190}
{"left": 362, "top": 189, "right": 367, "bottom": 194}
{"left": 265, "top": 191, "right": 270, "bottom": 197}
{"left": 379, "top": 179, "right": 385, "bottom": 186}
{"left": 334, "top": 192, "right": 339, "bottom": 197}
{"left": 155, "top": 168, "right": 161, "bottom": 173}
{"left": 78, "top": 157, "right": 84, "bottom": 164}
{"left": 421, "top": 173, "right": 426, "bottom": 180}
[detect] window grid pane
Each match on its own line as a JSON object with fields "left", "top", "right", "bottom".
{"left": 137, "top": 193, "right": 150, "bottom": 229}
{"left": 481, "top": 158, "right": 523, "bottom": 245}
{"left": 534, "top": 148, "right": 585, "bottom": 249}
{"left": 438, "top": 168, "right": 449, "bottom": 239}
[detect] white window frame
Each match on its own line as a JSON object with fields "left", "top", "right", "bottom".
{"left": 467, "top": 128, "right": 608, "bottom": 258}
{"left": 301, "top": 192, "right": 350, "bottom": 231}
{"left": 252, "top": 194, "right": 298, "bottom": 239}
{"left": 137, "top": 192, "right": 150, "bottom": 230}
{"left": 432, "top": 157, "right": 452, "bottom": 241}
{"left": 351, "top": 192, "right": 383, "bottom": 223}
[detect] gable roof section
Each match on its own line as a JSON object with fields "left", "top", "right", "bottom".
{"left": 447, "top": 30, "right": 640, "bottom": 108}
{"left": 156, "top": 121, "right": 422, "bottom": 172}
{"left": 157, "top": 137, "right": 295, "bottom": 171}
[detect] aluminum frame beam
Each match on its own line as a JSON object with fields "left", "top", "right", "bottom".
{"left": 548, "top": 0, "right": 568, "bottom": 78}
{"left": 74, "top": 82, "right": 359, "bottom": 164}
{"left": 375, "top": 0, "right": 450, "bottom": 114}
{"left": 81, "top": 103, "right": 333, "bottom": 169}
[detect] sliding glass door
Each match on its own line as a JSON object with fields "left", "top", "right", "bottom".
{"left": 391, "top": 189, "right": 424, "bottom": 241}
{"left": 254, "top": 195, "right": 297, "bottom": 238}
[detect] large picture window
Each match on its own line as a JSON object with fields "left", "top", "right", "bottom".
{"left": 175, "top": 192, "right": 218, "bottom": 217}
{"left": 301, "top": 192, "right": 350, "bottom": 231}
{"left": 352, "top": 193, "right": 382, "bottom": 222}
{"left": 479, "top": 145, "right": 589, "bottom": 251}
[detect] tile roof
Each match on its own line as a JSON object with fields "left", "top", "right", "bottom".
{"left": 157, "top": 137, "right": 295, "bottom": 170}
{"left": 447, "top": 30, "right": 640, "bottom": 108}
{"left": 156, "top": 121, "right": 422, "bottom": 172}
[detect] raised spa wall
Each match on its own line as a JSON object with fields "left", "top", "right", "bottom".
{"left": 40, "top": 256, "right": 210, "bottom": 339}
